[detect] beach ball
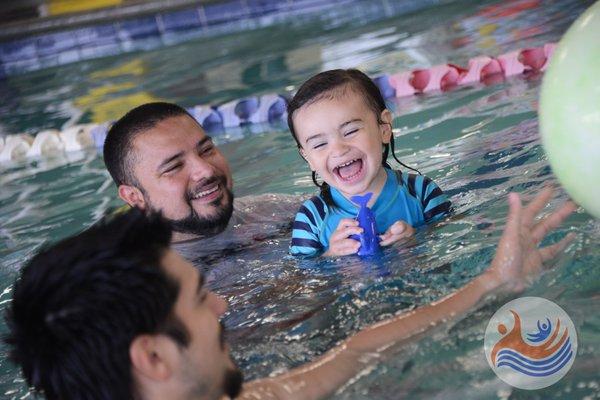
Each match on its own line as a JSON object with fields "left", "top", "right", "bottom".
{"left": 539, "top": 1, "right": 600, "bottom": 218}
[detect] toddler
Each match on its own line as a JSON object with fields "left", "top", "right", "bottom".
{"left": 288, "top": 69, "right": 451, "bottom": 257}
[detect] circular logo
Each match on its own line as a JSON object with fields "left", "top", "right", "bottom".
{"left": 484, "top": 297, "right": 577, "bottom": 390}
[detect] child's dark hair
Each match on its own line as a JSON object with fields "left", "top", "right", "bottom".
{"left": 287, "top": 68, "right": 419, "bottom": 204}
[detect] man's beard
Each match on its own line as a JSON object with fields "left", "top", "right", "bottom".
{"left": 170, "top": 186, "right": 234, "bottom": 237}
{"left": 145, "top": 176, "right": 234, "bottom": 238}
{"left": 223, "top": 367, "right": 243, "bottom": 399}
{"left": 182, "top": 354, "right": 243, "bottom": 400}
{"left": 186, "top": 321, "right": 242, "bottom": 399}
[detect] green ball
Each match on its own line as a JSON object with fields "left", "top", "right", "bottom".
{"left": 539, "top": 1, "right": 600, "bottom": 218}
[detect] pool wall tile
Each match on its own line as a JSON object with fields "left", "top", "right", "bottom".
{"left": 118, "top": 16, "right": 161, "bottom": 40}
{"left": 0, "top": 0, "right": 448, "bottom": 76}
{"left": 83, "top": 25, "right": 118, "bottom": 45}
{"left": 161, "top": 9, "right": 203, "bottom": 32}
{"left": 120, "top": 36, "right": 163, "bottom": 52}
{"left": 57, "top": 49, "right": 81, "bottom": 64}
{"left": 0, "top": 38, "right": 37, "bottom": 62}
{"left": 246, "top": 0, "right": 282, "bottom": 16}
{"left": 4, "top": 58, "right": 41, "bottom": 74}
{"left": 38, "top": 54, "right": 60, "bottom": 68}
{"left": 203, "top": 0, "right": 250, "bottom": 25}
{"left": 36, "top": 32, "right": 79, "bottom": 57}
{"left": 79, "top": 43, "right": 122, "bottom": 59}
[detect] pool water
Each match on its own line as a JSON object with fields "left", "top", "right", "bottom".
{"left": 1, "top": 0, "right": 599, "bottom": 398}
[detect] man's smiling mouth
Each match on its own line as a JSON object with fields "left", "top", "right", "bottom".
{"left": 190, "top": 182, "right": 221, "bottom": 202}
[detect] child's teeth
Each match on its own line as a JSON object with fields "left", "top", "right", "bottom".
{"left": 338, "top": 159, "right": 357, "bottom": 169}
{"left": 336, "top": 159, "right": 362, "bottom": 179}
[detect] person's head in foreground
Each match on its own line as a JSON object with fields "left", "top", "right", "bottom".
{"left": 287, "top": 68, "right": 418, "bottom": 204}
{"left": 103, "top": 102, "right": 234, "bottom": 240}
{"left": 4, "top": 209, "right": 243, "bottom": 400}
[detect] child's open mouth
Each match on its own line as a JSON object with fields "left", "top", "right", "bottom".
{"left": 334, "top": 159, "right": 364, "bottom": 182}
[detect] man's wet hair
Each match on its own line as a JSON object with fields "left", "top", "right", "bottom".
{"left": 104, "top": 102, "right": 196, "bottom": 186}
{"left": 4, "top": 209, "right": 190, "bottom": 400}
{"left": 286, "top": 69, "right": 419, "bottom": 205}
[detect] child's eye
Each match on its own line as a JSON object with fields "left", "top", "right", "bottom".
{"left": 343, "top": 129, "right": 358, "bottom": 137}
{"left": 312, "top": 142, "right": 326, "bottom": 150}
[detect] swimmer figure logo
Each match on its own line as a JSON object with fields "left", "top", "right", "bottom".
{"left": 484, "top": 297, "right": 577, "bottom": 390}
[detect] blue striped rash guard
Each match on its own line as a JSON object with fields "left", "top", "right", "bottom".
{"left": 290, "top": 168, "right": 451, "bottom": 257}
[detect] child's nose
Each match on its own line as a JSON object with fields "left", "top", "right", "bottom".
{"left": 330, "top": 138, "right": 350, "bottom": 157}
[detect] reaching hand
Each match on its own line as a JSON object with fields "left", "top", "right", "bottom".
{"left": 379, "top": 220, "right": 415, "bottom": 246}
{"left": 485, "top": 187, "right": 577, "bottom": 291}
{"left": 323, "top": 218, "right": 362, "bottom": 257}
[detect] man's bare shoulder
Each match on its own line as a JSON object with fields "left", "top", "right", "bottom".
{"left": 233, "top": 193, "right": 309, "bottom": 222}
{"left": 235, "top": 193, "right": 309, "bottom": 208}
{"left": 173, "top": 193, "right": 310, "bottom": 264}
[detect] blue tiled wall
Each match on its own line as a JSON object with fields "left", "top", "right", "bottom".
{"left": 160, "top": 8, "right": 203, "bottom": 32}
{"left": 119, "top": 16, "right": 161, "bottom": 40}
{"left": 203, "top": 0, "right": 250, "bottom": 25}
{"left": 0, "top": 0, "right": 444, "bottom": 77}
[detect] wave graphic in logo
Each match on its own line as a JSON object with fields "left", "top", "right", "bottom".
{"left": 484, "top": 297, "right": 577, "bottom": 390}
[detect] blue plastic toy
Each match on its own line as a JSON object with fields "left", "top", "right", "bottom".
{"left": 350, "top": 192, "right": 381, "bottom": 256}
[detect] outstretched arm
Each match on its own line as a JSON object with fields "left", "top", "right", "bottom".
{"left": 239, "top": 188, "right": 576, "bottom": 400}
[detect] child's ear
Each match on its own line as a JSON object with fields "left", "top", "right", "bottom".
{"left": 380, "top": 109, "right": 393, "bottom": 144}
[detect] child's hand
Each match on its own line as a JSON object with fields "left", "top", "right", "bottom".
{"left": 323, "top": 219, "right": 363, "bottom": 257}
{"left": 379, "top": 220, "right": 415, "bottom": 246}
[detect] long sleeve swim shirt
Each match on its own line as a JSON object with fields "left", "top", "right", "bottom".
{"left": 290, "top": 168, "right": 451, "bottom": 257}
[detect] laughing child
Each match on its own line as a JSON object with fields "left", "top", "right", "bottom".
{"left": 288, "top": 69, "right": 451, "bottom": 257}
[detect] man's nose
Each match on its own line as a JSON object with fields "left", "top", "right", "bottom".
{"left": 210, "top": 292, "right": 229, "bottom": 316}
{"left": 189, "top": 154, "right": 215, "bottom": 182}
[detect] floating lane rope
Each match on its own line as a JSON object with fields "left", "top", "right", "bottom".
{"left": 0, "top": 43, "right": 555, "bottom": 163}
{"left": 376, "top": 43, "right": 555, "bottom": 97}
{"left": 0, "top": 133, "right": 34, "bottom": 162}
{"left": 27, "top": 130, "right": 63, "bottom": 158}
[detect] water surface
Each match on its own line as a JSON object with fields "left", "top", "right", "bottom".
{"left": 1, "top": 0, "right": 598, "bottom": 398}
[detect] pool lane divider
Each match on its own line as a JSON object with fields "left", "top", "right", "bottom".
{"left": 0, "top": 43, "right": 555, "bottom": 163}
{"left": 376, "top": 43, "right": 555, "bottom": 97}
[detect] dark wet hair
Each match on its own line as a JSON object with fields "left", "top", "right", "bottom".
{"left": 287, "top": 69, "right": 419, "bottom": 204}
{"left": 103, "top": 102, "right": 195, "bottom": 186}
{"left": 4, "top": 209, "right": 190, "bottom": 400}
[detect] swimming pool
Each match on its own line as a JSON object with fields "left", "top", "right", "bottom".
{"left": 1, "top": 0, "right": 598, "bottom": 398}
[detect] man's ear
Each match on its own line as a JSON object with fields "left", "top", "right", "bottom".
{"left": 118, "top": 184, "right": 146, "bottom": 209}
{"left": 298, "top": 147, "right": 315, "bottom": 171}
{"left": 130, "top": 334, "right": 177, "bottom": 382}
{"left": 380, "top": 109, "right": 393, "bottom": 144}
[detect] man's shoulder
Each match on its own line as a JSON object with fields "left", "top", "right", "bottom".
{"left": 234, "top": 193, "right": 308, "bottom": 222}
{"left": 173, "top": 193, "right": 306, "bottom": 265}
{"left": 235, "top": 193, "right": 304, "bottom": 209}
